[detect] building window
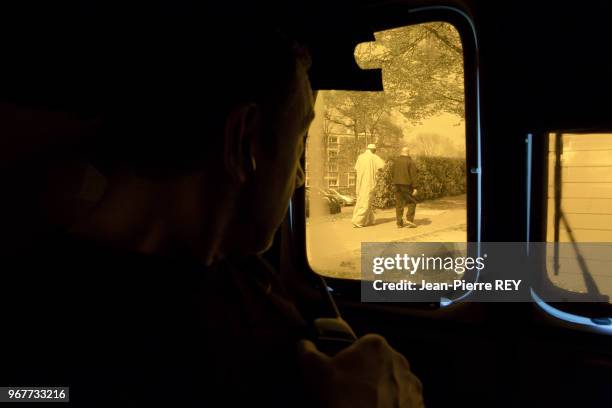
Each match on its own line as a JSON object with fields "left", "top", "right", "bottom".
{"left": 348, "top": 172, "right": 356, "bottom": 186}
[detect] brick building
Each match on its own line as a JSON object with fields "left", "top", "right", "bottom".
{"left": 306, "top": 131, "right": 371, "bottom": 195}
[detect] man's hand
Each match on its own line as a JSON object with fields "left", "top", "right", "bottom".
{"left": 412, "top": 189, "right": 418, "bottom": 196}
{"left": 298, "top": 334, "right": 424, "bottom": 408}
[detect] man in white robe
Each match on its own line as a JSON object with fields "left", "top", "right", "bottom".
{"left": 351, "top": 144, "right": 386, "bottom": 227}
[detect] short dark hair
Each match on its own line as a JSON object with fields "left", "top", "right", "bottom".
{"left": 87, "top": 19, "right": 310, "bottom": 177}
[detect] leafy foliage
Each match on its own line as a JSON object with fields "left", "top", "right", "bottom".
{"left": 320, "top": 22, "right": 464, "bottom": 166}
{"left": 371, "top": 156, "right": 466, "bottom": 209}
{"left": 357, "top": 22, "right": 464, "bottom": 122}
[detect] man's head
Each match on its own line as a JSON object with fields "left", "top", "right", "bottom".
{"left": 367, "top": 143, "right": 377, "bottom": 154}
{"left": 83, "top": 23, "right": 315, "bottom": 260}
{"left": 400, "top": 147, "right": 410, "bottom": 157}
{"left": 234, "top": 44, "right": 315, "bottom": 253}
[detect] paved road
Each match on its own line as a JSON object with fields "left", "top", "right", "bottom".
{"left": 306, "top": 194, "right": 467, "bottom": 279}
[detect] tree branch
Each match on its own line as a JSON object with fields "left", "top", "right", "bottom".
{"left": 423, "top": 26, "right": 462, "bottom": 55}
{"left": 431, "top": 90, "right": 464, "bottom": 104}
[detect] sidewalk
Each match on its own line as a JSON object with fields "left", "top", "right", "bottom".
{"left": 306, "top": 194, "right": 467, "bottom": 279}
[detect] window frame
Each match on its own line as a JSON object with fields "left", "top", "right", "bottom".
{"left": 529, "top": 130, "right": 612, "bottom": 324}
{"left": 348, "top": 172, "right": 356, "bottom": 187}
{"left": 287, "top": 4, "right": 481, "bottom": 312}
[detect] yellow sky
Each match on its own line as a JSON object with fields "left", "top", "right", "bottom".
{"left": 391, "top": 111, "right": 465, "bottom": 157}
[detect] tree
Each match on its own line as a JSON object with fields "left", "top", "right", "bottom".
{"left": 323, "top": 90, "right": 388, "bottom": 163}
{"left": 369, "top": 115, "right": 403, "bottom": 160}
{"left": 356, "top": 22, "right": 464, "bottom": 122}
{"left": 322, "top": 22, "right": 464, "bottom": 134}
{"left": 312, "top": 22, "right": 465, "bottom": 194}
{"left": 413, "top": 132, "right": 441, "bottom": 157}
{"left": 322, "top": 92, "right": 404, "bottom": 164}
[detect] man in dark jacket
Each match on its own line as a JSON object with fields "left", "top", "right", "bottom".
{"left": 392, "top": 147, "right": 419, "bottom": 228}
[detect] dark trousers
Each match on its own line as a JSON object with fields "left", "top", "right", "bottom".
{"left": 395, "top": 184, "right": 416, "bottom": 225}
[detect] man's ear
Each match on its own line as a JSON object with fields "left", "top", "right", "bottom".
{"left": 223, "top": 103, "right": 260, "bottom": 183}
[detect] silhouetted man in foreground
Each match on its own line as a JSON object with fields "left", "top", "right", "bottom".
{"left": 2, "top": 10, "right": 424, "bottom": 408}
{"left": 393, "top": 147, "right": 419, "bottom": 228}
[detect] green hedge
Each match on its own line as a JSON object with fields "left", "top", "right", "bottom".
{"left": 372, "top": 156, "right": 466, "bottom": 208}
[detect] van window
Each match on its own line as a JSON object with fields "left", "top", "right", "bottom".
{"left": 305, "top": 22, "right": 467, "bottom": 279}
{"left": 546, "top": 133, "right": 612, "bottom": 302}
